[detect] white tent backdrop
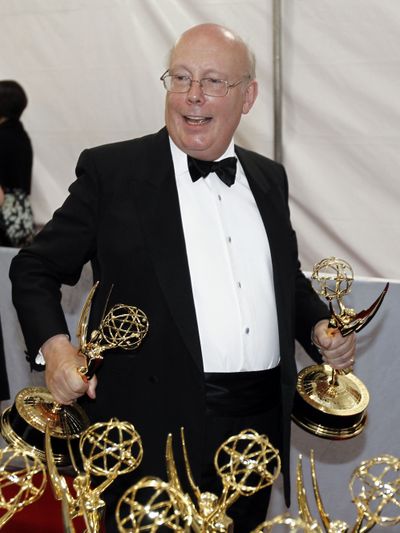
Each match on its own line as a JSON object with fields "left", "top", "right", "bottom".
{"left": 0, "top": 0, "right": 399, "bottom": 278}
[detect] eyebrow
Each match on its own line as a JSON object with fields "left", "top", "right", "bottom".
{"left": 169, "top": 62, "right": 231, "bottom": 76}
{"left": 169, "top": 68, "right": 230, "bottom": 79}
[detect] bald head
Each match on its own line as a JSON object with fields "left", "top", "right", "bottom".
{"left": 169, "top": 23, "right": 256, "bottom": 80}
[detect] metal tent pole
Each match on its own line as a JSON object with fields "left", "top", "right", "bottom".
{"left": 272, "top": 0, "right": 283, "bottom": 163}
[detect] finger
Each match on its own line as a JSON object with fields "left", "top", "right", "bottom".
{"left": 322, "top": 341, "right": 355, "bottom": 360}
{"left": 323, "top": 353, "right": 354, "bottom": 369}
{"left": 86, "top": 375, "right": 97, "bottom": 399}
{"left": 322, "top": 345, "right": 355, "bottom": 368}
{"left": 321, "top": 330, "right": 355, "bottom": 356}
{"left": 327, "top": 337, "right": 356, "bottom": 359}
{"left": 330, "top": 330, "right": 356, "bottom": 348}
{"left": 313, "top": 326, "right": 340, "bottom": 351}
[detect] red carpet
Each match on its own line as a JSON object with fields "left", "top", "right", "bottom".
{"left": 1, "top": 475, "right": 90, "bottom": 532}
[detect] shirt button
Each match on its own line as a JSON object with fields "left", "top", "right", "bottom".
{"left": 218, "top": 194, "right": 222, "bottom": 201}
{"left": 228, "top": 236, "right": 232, "bottom": 243}
{"left": 245, "top": 327, "right": 250, "bottom": 334}
{"left": 238, "top": 281, "right": 242, "bottom": 288}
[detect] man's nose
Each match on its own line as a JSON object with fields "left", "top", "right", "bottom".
{"left": 186, "top": 79, "right": 205, "bottom": 103}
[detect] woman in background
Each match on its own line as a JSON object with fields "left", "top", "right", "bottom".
{"left": 0, "top": 80, "right": 34, "bottom": 247}
{"left": 0, "top": 316, "right": 10, "bottom": 403}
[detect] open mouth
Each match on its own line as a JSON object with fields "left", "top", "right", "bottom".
{"left": 184, "top": 115, "right": 212, "bottom": 125}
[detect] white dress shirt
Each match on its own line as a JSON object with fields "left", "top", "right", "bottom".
{"left": 171, "top": 138, "right": 280, "bottom": 372}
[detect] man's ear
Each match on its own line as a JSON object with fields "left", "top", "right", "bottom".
{"left": 242, "top": 79, "right": 258, "bottom": 115}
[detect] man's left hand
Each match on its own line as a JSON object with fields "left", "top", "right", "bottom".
{"left": 312, "top": 319, "right": 356, "bottom": 370}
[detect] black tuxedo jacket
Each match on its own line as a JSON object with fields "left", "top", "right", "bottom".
{"left": 10, "top": 127, "right": 327, "bottom": 503}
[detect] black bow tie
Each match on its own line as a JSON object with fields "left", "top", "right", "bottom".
{"left": 187, "top": 155, "right": 237, "bottom": 187}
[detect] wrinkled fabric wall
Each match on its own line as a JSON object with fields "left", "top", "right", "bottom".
{"left": 0, "top": 0, "right": 398, "bottom": 278}
{"left": 282, "top": 1, "right": 400, "bottom": 280}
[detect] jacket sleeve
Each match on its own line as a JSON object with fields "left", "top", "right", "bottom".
{"left": 9, "top": 149, "right": 101, "bottom": 366}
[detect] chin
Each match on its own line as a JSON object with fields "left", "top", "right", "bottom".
{"left": 183, "top": 141, "right": 212, "bottom": 155}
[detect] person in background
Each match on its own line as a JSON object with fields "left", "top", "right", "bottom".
{"left": 0, "top": 80, "right": 34, "bottom": 247}
{"left": 9, "top": 24, "right": 355, "bottom": 532}
{"left": 0, "top": 316, "right": 10, "bottom": 404}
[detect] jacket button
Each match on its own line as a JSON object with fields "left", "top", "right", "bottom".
{"left": 149, "top": 375, "right": 159, "bottom": 384}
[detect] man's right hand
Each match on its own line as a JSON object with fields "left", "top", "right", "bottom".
{"left": 41, "top": 334, "right": 97, "bottom": 405}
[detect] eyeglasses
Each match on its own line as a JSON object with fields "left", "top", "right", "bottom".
{"left": 160, "top": 70, "right": 250, "bottom": 97}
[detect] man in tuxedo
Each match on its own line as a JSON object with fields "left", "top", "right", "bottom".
{"left": 10, "top": 23, "right": 355, "bottom": 532}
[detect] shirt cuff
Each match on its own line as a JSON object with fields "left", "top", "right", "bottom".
{"left": 35, "top": 334, "right": 70, "bottom": 366}
{"left": 35, "top": 349, "right": 46, "bottom": 366}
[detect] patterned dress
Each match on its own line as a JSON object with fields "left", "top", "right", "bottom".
{"left": 0, "top": 118, "right": 34, "bottom": 247}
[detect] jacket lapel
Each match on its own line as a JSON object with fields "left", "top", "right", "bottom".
{"left": 131, "top": 128, "right": 203, "bottom": 371}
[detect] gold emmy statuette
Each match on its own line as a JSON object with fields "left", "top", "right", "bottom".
{"left": 292, "top": 450, "right": 400, "bottom": 532}
{"left": 116, "top": 476, "right": 193, "bottom": 532}
{"left": 46, "top": 417, "right": 143, "bottom": 533}
{"left": 0, "top": 387, "right": 90, "bottom": 466}
{"left": 251, "top": 515, "right": 315, "bottom": 532}
{"left": 0, "top": 445, "right": 47, "bottom": 528}
{"left": 116, "top": 428, "right": 281, "bottom": 532}
{"left": 1, "top": 282, "right": 149, "bottom": 465}
{"left": 292, "top": 257, "right": 389, "bottom": 439}
{"left": 349, "top": 454, "right": 400, "bottom": 530}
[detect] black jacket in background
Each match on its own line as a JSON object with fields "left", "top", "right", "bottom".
{"left": 0, "top": 317, "right": 10, "bottom": 401}
{"left": 0, "top": 118, "right": 33, "bottom": 193}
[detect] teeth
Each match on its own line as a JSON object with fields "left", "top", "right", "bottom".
{"left": 186, "top": 116, "right": 210, "bottom": 124}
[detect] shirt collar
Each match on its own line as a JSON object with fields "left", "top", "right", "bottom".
{"left": 169, "top": 137, "right": 236, "bottom": 178}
